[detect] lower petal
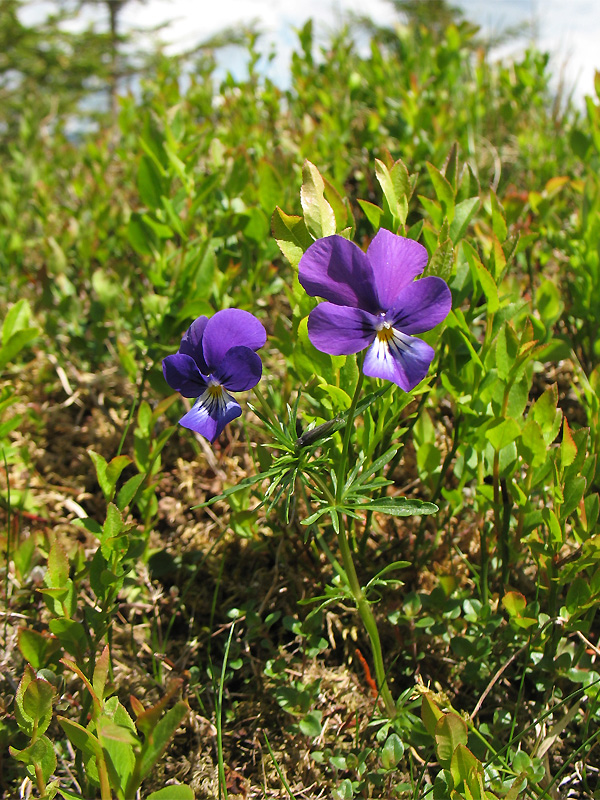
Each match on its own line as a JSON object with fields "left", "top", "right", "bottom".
{"left": 307, "top": 303, "right": 377, "bottom": 356}
{"left": 363, "top": 331, "right": 435, "bottom": 391}
{"left": 178, "top": 387, "right": 241, "bottom": 442}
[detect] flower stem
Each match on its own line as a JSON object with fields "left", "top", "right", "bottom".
{"left": 333, "top": 364, "right": 396, "bottom": 717}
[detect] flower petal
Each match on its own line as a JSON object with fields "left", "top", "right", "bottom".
{"left": 178, "top": 387, "right": 242, "bottom": 442}
{"left": 307, "top": 303, "right": 378, "bottom": 356}
{"left": 202, "top": 308, "right": 267, "bottom": 370}
{"left": 363, "top": 330, "right": 435, "bottom": 391}
{"left": 299, "top": 236, "right": 380, "bottom": 312}
{"left": 212, "top": 346, "right": 263, "bottom": 391}
{"left": 385, "top": 276, "right": 452, "bottom": 334}
{"left": 366, "top": 229, "right": 429, "bottom": 304}
{"left": 179, "top": 316, "right": 209, "bottom": 373}
{"left": 163, "top": 353, "right": 208, "bottom": 397}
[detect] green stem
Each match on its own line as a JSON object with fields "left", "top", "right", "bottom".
{"left": 333, "top": 364, "right": 396, "bottom": 717}
{"left": 336, "top": 369, "right": 364, "bottom": 503}
{"left": 97, "top": 749, "right": 113, "bottom": 800}
{"left": 336, "top": 513, "right": 396, "bottom": 716}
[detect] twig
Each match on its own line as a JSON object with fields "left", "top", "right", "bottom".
{"left": 470, "top": 643, "right": 528, "bottom": 719}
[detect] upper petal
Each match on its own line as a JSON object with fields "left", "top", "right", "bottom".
{"left": 307, "top": 303, "right": 377, "bottom": 356}
{"left": 366, "top": 229, "right": 429, "bottom": 306}
{"left": 385, "top": 276, "right": 452, "bottom": 334}
{"left": 179, "top": 316, "right": 209, "bottom": 373}
{"left": 202, "top": 308, "right": 267, "bottom": 371}
{"left": 299, "top": 235, "right": 380, "bottom": 312}
{"left": 178, "top": 388, "right": 242, "bottom": 442}
{"left": 163, "top": 353, "right": 208, "bottom": 397}
{"left": 363, "top": 330, "right": 435, "bottom": 391}
{"left": 212, "top": 346, "right": 263, "bottom": 392}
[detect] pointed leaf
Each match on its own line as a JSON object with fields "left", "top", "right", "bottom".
{"left": 271, "top": 207, "right": 313, "bottom": 267}
{"left": 301, "top": 160, "right": 336, "bottom": 239}
{"left": 421, "top": 691, "right": 444, "bottom": 737}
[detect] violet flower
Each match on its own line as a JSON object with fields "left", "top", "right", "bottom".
{"left": 163, "top": 309, "right": 266, "bottom": 442}
{"left": 298, "top": 229, "right": 451, "bottom": 391}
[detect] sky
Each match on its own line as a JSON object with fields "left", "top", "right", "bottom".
{"left": 21, "top": 0, "right": 600, "bottom": 104}
{"left": 126, "top": 0, "right": 600, "bottom": 103}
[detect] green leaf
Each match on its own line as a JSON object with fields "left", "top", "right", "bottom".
{"left": 426, "top": 162, "right": 456, "bottom": 215}
{"left": 49, "top": 619, "right": 86, "bottom": 657}
{"left": 14, "top": 665, "right": 36, "bottom": 736}
{"left": 435, "top": 713, "right": 468, "bottom": 767}
{"left": 128, "top": 212, "right": 157, "bottom": 256}
{"left": 565, "top": 578, "right": 591, "bottom": 617}
{"left": 23, "top": 678, "right": 55, "bottom": 736}
{"left": 271, "top": 207, "right": 313, "bottom": 268}
{"left": 357, "top": 199, "right": 383, "bottom": 230}
{"left": 18, "top": 628, "right": 58, "bottom": 670}
{"left": 323, "top": 177, "right": 348, "bottom": 231}
{"left": 352, "top": 497, "right": 438, "bottom": 517}
{"left": 560, "top": 419, "right": 578, "bottom": 468}
{"left": 0, "top": 328, "right": 39, "bottom": 370}
{"left": 138, "top": 701, "right": 189, "bottom": 783}
{"left": 257, "top": 160, "right": 283, "bottom": 215}
{"left": 502, "top": 591, "right": 526, "bottom": 617}
{"left": 427, "top": 235, "right": 454, "bottom": 282}
{"left": 88, "top": 450, "right": 109, "bottom": 499}
{"left": 57, "top": 716, "right": 101, "bottom": 758}
{"left": 464, "top": 242, "right": 499, "bottom": 314}
{"left": 97, "top": 716, "right": 137, "bottom": 793}
{"left": 562, "top": 475, "right": 587, "bottom": 520}
{"left": 93, "top": 646, "right": 111, "bottom": 703}
{"left": 582, "top": 493, "right": 599, "bottom": 533}
{"left": 450, "top": 744, "right": 483, "bottom": 791}
{"left": 299, "top": 710, "right": 322, "bottom": 738}
{"left": 10, "top": 735, "right": 57, "bottom": 785}
{"left": 485, "top": 418, "right": 521, "bottom": 451}
{"left": 3, "top": 299, "right": 32, "bottom": 342}
{"left": 102, "top": 503, "right": 124, "bottom": 543}
{"left": 301, "top": 506, "right": 337, "bottom": 526}
{"left": 530, "top": 385, "right": 562, "bottom": 445}
{"left": 300, "top": 160, "right": 336, "bottom": 239}
{"left": 421, "top": 691, "right": 444, "bottom": 737}
{"left": 375, "top": 158, "right": 408, "bottom": 226}
{"left": 138, "top": 155, "right": 164, "bottom": 210}
{"left": 47, "top": 537, "right": 69, "bottom": 589}
{"left": 105, "top": 456, "right": 133, "bottom": 496}
{"left": 519, "top": 419, "right": 547, "bottom": 468}
{"left": 147, "top": 787, "right": 195, "bottom": 800}
{"left": 490, "top": 191, "right": 508, "bottom": 241}
{"left": 381, "top": 733, "right": 405, "bottom": 769}
{"left": 117, "top": 473, "right": 146, "bottom": 511}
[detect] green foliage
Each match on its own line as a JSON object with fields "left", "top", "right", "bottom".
{"left": 3, "top": 1, "right": 600, "bottom": 797}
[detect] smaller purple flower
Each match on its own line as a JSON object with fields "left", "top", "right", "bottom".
{"left": 298, "top": 229, "right": 452, "bottom": 391}
{"left": 163, "top": 309, "right": 266, "bottom": 442}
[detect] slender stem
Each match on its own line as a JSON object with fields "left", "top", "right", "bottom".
{"left": 332, "top": 364, "right": 395, "bottom": 717}
{"left": 3, "top": 451, "right": 11, "bottom": 645}
{"left": 336, "top": 513, "right": 396, "bottom": 716}
{"left": 97, "top": 749, "right": 113, "bottom": 800}
{"left": 217, "top": 621, "right": 236, "bottom": 800}
{"left": 336, "top": 368, "right": 364, "bottom": 503}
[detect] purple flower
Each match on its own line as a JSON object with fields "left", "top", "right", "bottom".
{"left": 163, "top": 309, "right": 266, "bottom": 442}
{"left": 298, "top": 229, "right": 452, "bottom": 391}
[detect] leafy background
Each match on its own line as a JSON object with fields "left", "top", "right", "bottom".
{"left": 2, "top": 0, "right": 600, "bottom": 798}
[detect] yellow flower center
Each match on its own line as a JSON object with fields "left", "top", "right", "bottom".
{"left": 208, "top": 383, "right": 223, "bottom": 399}
{"left": 376, "top": 323, "right": 394, "bottom": 344}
